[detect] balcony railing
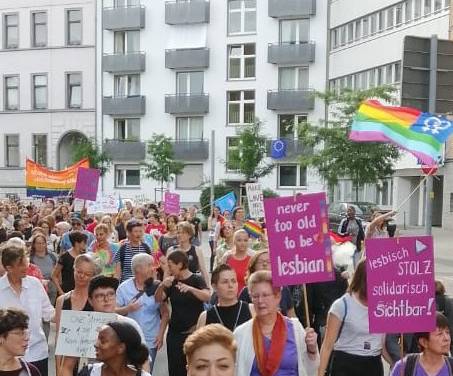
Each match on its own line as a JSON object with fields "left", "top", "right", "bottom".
{"left": 171, "top": 140, "right": 209, "bottom": 160}
{"left": 266, "top": 138, "right": 312, "bottom": 159}
{"left": 165, "top": 48, "right": 209, "bottom": 69}
{"left": 103, "top": 5, "right": 145, "bottom": 30}
{"left": 103, "top": 95, "right": 146, "bottom": 116}
{"left": 268, "top": 42, "right": 315, "bottom": 65}
{"left": 268, "top": 0, "right": 316, "bottom": 18}
{"left": 267, "top": 89, "right": 315, "bottom": 112}
{"left": 103, "top": 139, "right": 146, "bottom": 161}
{"left": 165, "top": 0, "right": 210, "bottom": 24}
{"left": 165, "top": 93, "right": 209, "bottom": 114}
{"left": 103, "top": 52, "right": 146, "bottom": 73}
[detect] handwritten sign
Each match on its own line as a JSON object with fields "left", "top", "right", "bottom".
{"left": 246, "top": 183, "right": 265, "bottom": 219}
{"left": 366, "top": 236, "right": 435, "bottom": 333}
{"left": 86, "top": 194, "right": 118, "bottom": 214}
{"left": 164, "top": 192, "right": 180, "bottom": 214}
{"left": 55, "top": 311, "right": 116, "bottom": 358}
{"left": 74, "top": 168, "right": 100, "bottom": 201}
{"left": 263, "top": 192, "right": 333, "bottom": 287}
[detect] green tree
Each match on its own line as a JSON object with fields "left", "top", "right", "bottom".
{"left": 297, "top": 86, "right": 400, "bottom": 201}
{"left": 228, "top": 118, "right": 274, "bottom": 181}
{"left": 70, "top": 137, "right": 112, "bottom": 176}
{"left": 143, "top": 134, "right": 184, "bottom": 194}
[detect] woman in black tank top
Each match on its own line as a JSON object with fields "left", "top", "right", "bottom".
{"left": 197, "top": 264, "right": 251, "bottom": 332}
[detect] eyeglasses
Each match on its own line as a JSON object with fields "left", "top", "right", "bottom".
{"left": 93, "top": 291, "right": 116, "bottom": 301}
{"left": 9, "top": 329, "right": 30, "bottom": 338}
{"left": 75, "top": 269, "right": 94, "bottom": 278}
{"left": 250, "top": 292, "right": 275, "bottom": 302}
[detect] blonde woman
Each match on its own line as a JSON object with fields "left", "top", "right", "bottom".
{"left": 101, "top": 215, "right": 118, "bottom": 242}
{"left": 115, "top": 209, "right": 131, "bottom": 241}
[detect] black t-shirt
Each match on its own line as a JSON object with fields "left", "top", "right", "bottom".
{"left": 166, "top": 274, "right": 207, "bottom": 333}
{"left": 0, "top": 361, "right": 41, "bottom": 376}
{"left": 58, "top": 251, "right": 75, "bottom": 293}
{"left": 206, "top": 301, "right": 252, "bottom": 332}
{"left": 189, "top": 217, "right": 201, "bottom": 239}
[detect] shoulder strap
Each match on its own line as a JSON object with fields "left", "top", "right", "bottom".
{"left": 445, "top": 356, "right": 453, "bottom": 376}
{"left": 335, "top": 296, "right": 348, "bottom": 342}
{"left": 402, "top": 354, "right": 418, "bottom": 376}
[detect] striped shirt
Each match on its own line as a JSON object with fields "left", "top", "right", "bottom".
{"left": 113, "top": 241, "right": 151, "bottom": 282}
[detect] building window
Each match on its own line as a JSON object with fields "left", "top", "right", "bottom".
{"left": 347, "top": 23, "right": 354, "bottom": 43}
{"left": 4, "top": 14, "right": 18, "bottom": 49}
{"left": 354, "top": 20, "right": 361, "bottom": 40}
{"left": 278, "top": 114, "right": 307, "bottom": 139}
{"left": 32, "top": 74, "right": 47, "bottom": 109}
{"left": 114, "top": 119, "right": 140, "bottom": 141}
{"left": 226, "top": 137, "right": 240, "bottom": 171}
{"left": 278, "top": 165, "right": 307, "bottom": 188}
{"left": 115, "top": 165, "right": 140, "bottom": 187}
{"left": 395, "top": 4, "right": 403, "bottom": 24}
{"left": 450, "top": 193, "right": 453, "bottom": 212}
{"left": 362, "top": 17, "right": 369, "bottom": 38}
{"left": 228, "top": 0, "right": 256, "bottom": 35}
{"left": 279, "top": 67, "right": 309, "bottom": 90}
{"left": 67, "top": 73, "right": 82, "bottom": 108}
{"left": 414, "top": 0, "right": 422, "bottom": 18}
{"left": 331, "top": 29, "right": 338, "bottom": 50}
{"left": 394, "top": 62, "right": 401, "bottom": 82}
{"left": 435, "top": 0, "right": 443, "bottom": 11}
{"left": 114, "top": 74, "right": 140, "bottom": 96}
{"left": 32, "top": 12, "right": 47, "bottom": 47}
{"left": 5, "top": 135, "right": 19, "bottom": 167}
{"left": 114, "top": 0, "right": 140, "bottom": 7}
{"left": 387, "top": 7, "right": 394, "bottom": 28}
{"left": 370, "top": 13, "right": 377, "bottom": 34}
{"left": 176, "top": 72, "right": 204, "bottom": 94}
{"left": 228, "top": 44, "right": 255, "bottom": 79}
{"left": 280, "top": 19, "right": 309, "bottom": 44}
{"left": 405, "top": 0, "right": 413, "bottom": 22}
{"left": 67, "top": 9, "right": 82, "bottom": 45}
{"left": 227, "top": 90, "right": 255, "bottom": 126}
{"left": 114, "top": 30, "right": 140, "bottom": 53}
{"left": 378, "top": 10, "right": 385, "bottom": 31}
{"left": 176, "top": 117, "right": 203, "bottom": 140}
{"left": 424, "top": 0, "right": 432, "bottom": 14}
{"left": 176, "top": 164, "right": 203, "bottom": 189}
{"left": 4, "top": 75, "right": 19, "bottom": 111}
{"left": 32, "top": 134, "right": 47, "bottom": 166}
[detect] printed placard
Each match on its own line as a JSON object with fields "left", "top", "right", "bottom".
{"left": 55, "top": 311, "right": 116, "bottom": 358}
{"left": 366, "top": 236, "right": 435, "bottom": 333}
{"left": 86, "top": 194, "right": 118, "bottom": 214}
{"left": 245, "top": 183, "right": 265, "bottom": 219}
{"left": 164, "top": 192, "right": 180, "bottom": 214}
{"left": 263, "top": 192, "right": 334, "bottom": 287}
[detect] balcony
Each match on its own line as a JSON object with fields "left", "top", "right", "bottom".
{"left": 268, "top": 0, "right": 316, "bottom": 18}
{"left": 267, "top": 89, "right": 315, "bottom": 112}
{"left": 266, "top": 138, "right": 312, "bottom": 160}
{"left": 103, "top": 6, "right": 145, "bottom": 30}
{"left": 103, "top": 52, "right": 146, "bottom": 73}
{"left": 103, "top": 139, "right": 146, "bottom": 161}
{"left": 103, "top": 96, "right": 146, "bottom": 116}
{"left": 165, "top": 48, "right": 209, "bottom": 69}
{"left": 165, "top": 94, "right": 209, "bottom": 114}
{"left": 165, "top": 0, "right": 210, "bottom": 25}
{"left": 268, "top": 42, "right": 315, "bottom": 65}
{"left": 171, "top": 140, "right": 209, "bottom": 160}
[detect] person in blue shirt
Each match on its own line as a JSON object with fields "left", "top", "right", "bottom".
{"left": 116, "top": 253, "right": 169, "bottom": 371}
{"left": 59, "top": 214, "right": 95, "bottom": 253}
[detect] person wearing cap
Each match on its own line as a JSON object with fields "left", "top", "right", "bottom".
{"left": 59, "top": 214, "right": 95, "bottom": 253}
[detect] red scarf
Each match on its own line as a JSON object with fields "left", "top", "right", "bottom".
{"left": 252, "top": 313, "right": 288, "bottom": 376}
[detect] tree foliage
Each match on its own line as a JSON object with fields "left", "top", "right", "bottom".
{"left": 143, "top": 134, "right": 184, "bottom": 188}
{"left": 297, "top": 86, "right": 400, "bottom": 200}
{"left": 199, "top": 185, "right": 236, "bottom": 217}
{"left": 228, "top": 119, "right": 274, "bottom": 181}
{"left": 70, "top": 137, "right": 112, "bottom": 177}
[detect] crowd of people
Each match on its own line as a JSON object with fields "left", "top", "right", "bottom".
{"left": 0, "top": 198, "right": 451, "bottom": 376}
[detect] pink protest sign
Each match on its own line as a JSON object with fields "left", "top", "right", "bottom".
{"left": 366, "top": 236, "right": 435, "bottom": 333}
{"left": 164, "top": 192, "right": 180, "bottom": 214}
{"left": 263, "top": 192, "right": 334, "bottom": 287}
{"left": 74, "top": 168, "right": 100, "bottom": 201}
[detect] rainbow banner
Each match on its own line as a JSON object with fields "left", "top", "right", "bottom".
{"left": 26, "top": 158, "right": 89, "bottom": 197}
{"left": 349, "top": 100, "right": 453, "bottom": 166}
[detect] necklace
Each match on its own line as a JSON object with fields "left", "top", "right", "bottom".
{"left": 213, "top": 301, "right": 243, "bottom": 331}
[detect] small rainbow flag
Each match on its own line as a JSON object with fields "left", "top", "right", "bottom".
{"left": 349, "top": 100, "right": 453, "bottom": 166}
{"left": 243, "top": 220, "right": 263, "bottom": 239}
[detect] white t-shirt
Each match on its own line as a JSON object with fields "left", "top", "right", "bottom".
{"left": 88, "top": 363, "right": 151, "bottom": 376}
{"left": 329, "top": 293, "right": 384, "bottom": 356}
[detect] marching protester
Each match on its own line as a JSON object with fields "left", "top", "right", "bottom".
{"left": 115, "top": 209, "right": 131, "bottom": 242}
{"left": 197, "top": 264, "right": 251, "bottom": 331}
{"left": 158, "top": 214, "right": 179, "bottom": 255}
{"left": 365, "top": 210, "right": 396, "bottom": 239}
{"left": 231, "top": 207, "right": 246, "bottom": 231}
{"left": 184, "top": 324, "right": 237, "bottom": 376}
{"left": 207, "top": 207, "right": 223, "bottom": 272}
{"left": 59, "top": 215, "right": 94, "bottom": 253}
{"left": 234, "top": 270, "right": 319, "bottom": 376}
{"left": 88, "top": 224, "right": 119, "bottom": 277}
{"left": 100, "top": 215, "right": 119, "bottom": 243}
{"left": 213, "top": 221, "right": 235, "bottom": 270}
{"left": 337, "top": 206, "right": 364, "bottom": 267}
{"left": 187, "top": 206, "right": 202, "bottom": 247}
{"left": 0, "top": 308, "right": 41, "bottom": 376}
{"left": 155, "top": 250, "right": 210, "bottom": 376}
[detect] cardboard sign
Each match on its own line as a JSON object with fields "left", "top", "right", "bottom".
{"left": 55, "top": 311, "right": 116, "bottom": 358}
{"left": 74, "top": 168, "right": 100, "bottom": 201}
{"left": 164, "top": 192, "right": 180, "bottom": 214}
{"left": 246, "top": 183, "right": 265, "bottom": 219}
{"left": 86, "top": 194, "right": 118, "bottom": 214}
{"left": 366, "top": 236, "right": 435, "bottom": 333}
{"left": 263, "top": 192, "right": 333, "bottom": 287}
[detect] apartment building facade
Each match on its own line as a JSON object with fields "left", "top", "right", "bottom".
{"left": 0, "top": 0, "right": 96, "bottom": 198}
{"left": 97, "top": 0, "right": 328, "bottom": 204}
{"left": 328, "top": 0, "right": 453, "bottom": 229}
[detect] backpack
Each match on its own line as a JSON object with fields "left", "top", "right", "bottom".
{"left": 402, "top": 354, "right": 453, "bottom": 376}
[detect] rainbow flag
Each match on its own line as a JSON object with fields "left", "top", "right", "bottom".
{"left": 243, "top": 220, "right": 263, "bottom": 239}
{"left": 349, "top": 100, "right": 453, "bottom": 166}
{"left": 26, "top": 158, "right": 89, "bottom": 197}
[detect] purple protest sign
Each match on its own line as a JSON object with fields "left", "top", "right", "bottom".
{"left": 263, "top": 192, "right": 334, "bottom": 287}
{"left": 164, "top": 192, "right": 180, "bottom": 214}
{"left": 74, "top": 167, "right": 100, "bottom": 201}
{"left": 366, "top": 236, "right": 435, "bottom": 333}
